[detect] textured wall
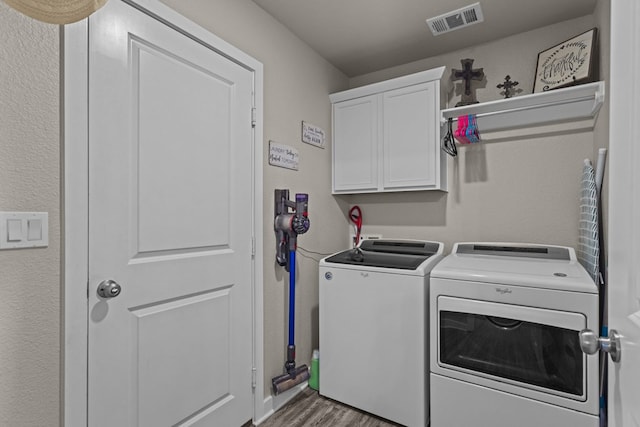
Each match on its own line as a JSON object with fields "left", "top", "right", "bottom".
{"left": 346, "top": 15, "right": 601, "bottom": 253}
{"left": 0, "top": 3, "right": 60, "bottom": 426}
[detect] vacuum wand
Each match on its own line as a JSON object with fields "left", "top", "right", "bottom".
{"left": 272, "top": 190, "right": 310, "bottom": 395}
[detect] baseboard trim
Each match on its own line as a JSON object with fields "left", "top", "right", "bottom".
{"left": 254, "top": 382, "right": 308, "bottom": 425}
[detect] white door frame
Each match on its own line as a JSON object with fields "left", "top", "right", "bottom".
{"left": 62, "top": 1, "right": 264, "bottom": 424}
{"left": 608, "top": 0, "right": 640, "bottom": 425}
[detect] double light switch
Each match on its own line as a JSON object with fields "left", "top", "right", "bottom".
{"left": 0, "top": 212, "right": 48, "bottom": 249}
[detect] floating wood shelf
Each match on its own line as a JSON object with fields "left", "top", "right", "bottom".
{"left": 441, "top": 81, "right": 605, "bottom": 133}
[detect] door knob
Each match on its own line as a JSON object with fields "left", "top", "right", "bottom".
{"left": 97, "top": 279, "right": 122, "bottom": 299}
{"left": 579, "top": 329, "right": 621, "bottom": 363}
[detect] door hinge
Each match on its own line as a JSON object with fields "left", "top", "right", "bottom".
{"left": 251, "top": 236, "right": 256, "bottom": 257}
{"left": 251, "top": 107, "right": 256, "bottom": 128}
{"left": 251, "top": 367, "right": 257, "bottom": 389}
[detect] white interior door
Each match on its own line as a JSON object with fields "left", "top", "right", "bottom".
{"left": 87, "top": 1, "right": 254, "bottom": 425}
{"left": 607, "top": 1, "right": 640, "bottom": 425}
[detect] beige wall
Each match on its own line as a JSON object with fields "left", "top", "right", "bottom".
{"left": 159, "top": 0, "right": 351, "bottom": 399}
{"left": 0, "top": 3, "right": 60, "bottom": 426}
{"left": 345, "top": 15, "right": 604, "bottom": 253}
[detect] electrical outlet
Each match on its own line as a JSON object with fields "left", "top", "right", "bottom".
{"left": 349, "top": 232, "right": 383, "bottom": 246}
{"left": 362, "top": 234, "right": 383, "bottom": 241}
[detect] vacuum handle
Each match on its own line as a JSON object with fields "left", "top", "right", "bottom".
{"left": 276, "top": 236, "right": 288, "bottom": 267}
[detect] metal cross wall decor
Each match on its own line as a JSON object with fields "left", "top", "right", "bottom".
{"left": 497, "top": 75, "right": 519, "bottom": 99}
{"left": 451, "top": 58, "right": 484, "bottom": 106}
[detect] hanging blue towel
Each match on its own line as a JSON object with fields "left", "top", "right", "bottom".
{"left": 577, "top": 159, "right": 599, "bottom": 283}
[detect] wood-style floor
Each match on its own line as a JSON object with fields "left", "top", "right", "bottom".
{"left": 257, "top": 388, "right": 402, "bottom": 427}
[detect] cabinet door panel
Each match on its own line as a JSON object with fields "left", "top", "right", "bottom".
{"left": 333, "top": 96, "right": 378, "bottom": 192}
{"left": 382, "top": 82, "right": 438, "bottom": 189}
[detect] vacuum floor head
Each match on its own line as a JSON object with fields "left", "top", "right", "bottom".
{"left": 272, "top": 365, "right": 310, "bottom": 395}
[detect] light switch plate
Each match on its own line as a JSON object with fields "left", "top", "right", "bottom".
{"left": 0, "top": 212, "right": 49, "bottom": 249}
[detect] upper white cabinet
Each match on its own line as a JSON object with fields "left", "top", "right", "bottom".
{"left": 330, "top": 67, "right": 446, "bottom": 194}
{"left": 332, "top": 94, "right": 379, "bottom": 192}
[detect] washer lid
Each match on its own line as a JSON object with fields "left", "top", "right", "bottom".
{"left": 323, "top": 239, "right": 441, "bottom": 270}
{"left": 431, "top": 242, "right": 598, "bottom": 293}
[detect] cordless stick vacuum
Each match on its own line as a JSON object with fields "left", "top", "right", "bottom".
{"left": 272, "top": 190, "right": 310, "bottom": 395}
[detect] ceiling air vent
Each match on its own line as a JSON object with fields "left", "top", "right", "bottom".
{"left": 426, "top": 2, "right": 484, "bottom": 36}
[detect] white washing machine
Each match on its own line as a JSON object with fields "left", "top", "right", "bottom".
{"left": 429, "top": 243, "right": 599, "bottom": 427}
{"left": 319, "top": 239, "right": 444, "bottom": 427}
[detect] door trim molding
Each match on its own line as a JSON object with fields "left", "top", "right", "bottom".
{"left": 608, "top": 1, "right": 640, "bottom": 423}
{"left": 63, "top": 1, "right": 264, "bottom": 424}
{"left": 62, "top": 18, "right": 90, "bottom": 427}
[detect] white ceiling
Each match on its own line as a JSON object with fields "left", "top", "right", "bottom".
{"left": 252, "top": 0, "right": 598, "bottom": 77}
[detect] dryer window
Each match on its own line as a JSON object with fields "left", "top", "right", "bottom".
{"left": 439, "top": 311, "right": 583, "bottom": 396}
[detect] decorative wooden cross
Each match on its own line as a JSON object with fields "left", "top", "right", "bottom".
{"left": 497, "top": 75, "right": 520, "bottom": 99}
{"left": 451, "top": 58, "right": 484, "bottom": 106}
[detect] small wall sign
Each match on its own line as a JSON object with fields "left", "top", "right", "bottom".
{"left": 301, "top": 121, "right": 325, "bottom": 148}
{"left": 269, "top": 141, "right": 299, "bottom": 170}
{"left": 533, "top": 28, "right": 598, "bottom": 93}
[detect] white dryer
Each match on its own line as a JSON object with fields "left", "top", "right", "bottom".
{"left": 429, "top": 243, "right": 599, "bottom": 427}
{"left": 319, "top": 239, "right": 444, "bottom": 427}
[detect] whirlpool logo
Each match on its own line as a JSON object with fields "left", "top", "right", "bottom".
{"left": 495, "top": 287, "right": 513, "bottom": 295}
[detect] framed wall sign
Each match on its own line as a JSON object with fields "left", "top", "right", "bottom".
{"left": 269, "top": 141, "right": 299, "bottom": 170}
{"left": 533, "top": 28, "right": 598, "bottom": 93}
{"left": 301, "top": 121, "right": 326, "bottom": 148}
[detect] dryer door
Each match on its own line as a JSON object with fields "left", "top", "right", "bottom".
{"left": 436, "top": 297, "right": 587, "bottom": 400}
